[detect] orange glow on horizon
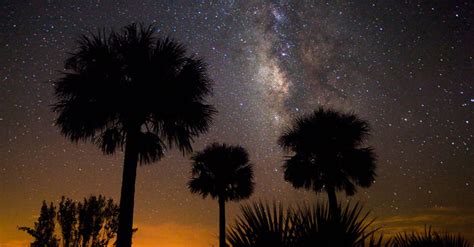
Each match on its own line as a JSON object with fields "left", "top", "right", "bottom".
{"left": 3, "top": 208, "right": 474, "bottom": 246}
{"left": 1, "top": 222, "right": 218, "bottom": 247}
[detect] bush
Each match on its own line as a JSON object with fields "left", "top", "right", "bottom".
{"left": 391, "top": 226, "right": 470, "bottom": 247}
{"left": 227, "top": 201, "right": 382, "bottom": 247}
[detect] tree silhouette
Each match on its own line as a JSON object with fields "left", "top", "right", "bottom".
{"left": 76, "top": 195, "right": 119, "bottom": 246}
{"left": 57, "top": 197, "right": 77, "bottom": 247}
{"left": 21, "top": 195, "right": 119, "bottom": 247}
{"left": 188, "top": 143, "right": 255, "bottom": 247}
{"left": 19, "top": 201, "right": 59, "bottom": 247}
{"left": 52, "top": 23, "right": 216, "bottom": 246}
{"left": 278, "top": 107, "right": 376, "bottom": 213}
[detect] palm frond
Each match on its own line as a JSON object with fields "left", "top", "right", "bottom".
{"left": 227, "top": 201, "right": 294, "bottom": 247}
{"left": 136, "top": 132, "right": 165, "bottom": 164}
{"left": 227, "top": 201, "right": 381, "bottom": 247}
{"left": 391, "top": 226, "right": 471, "bottom": 247}
{"left": 294, "top": 202, "right": 378, "bottom": 247}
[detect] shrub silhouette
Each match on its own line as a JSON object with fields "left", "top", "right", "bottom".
{"left": 293, "top": 203, "right": 378, "bottom": 247}
{"left": 188, "top": 143, "right": 255, "bottom": 247}
{"left": 227, "top": 201, "right": 380, "bottom": 247}
{"left": 227, "top": 201, "right": 294, "bottom": 247}
{"left": 51, "top": 23, "right": 216, "bottom": 246}
{"left": 19, "top": 201, "right": 59, "bottom": 247}
{"left": 391, "top": 226, "right": 471, "bottom": 247}
{"left": 278, "top": 107, "right": 376, "bottom": 213}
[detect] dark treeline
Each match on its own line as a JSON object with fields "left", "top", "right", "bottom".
{"left": 18, "top": 23, "right": 471, "bottom": 247}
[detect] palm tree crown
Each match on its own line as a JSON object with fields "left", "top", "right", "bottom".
{"left": 188, "top": 143, "right": 254, "bottom": 202}
{"left": 52, "top": 23, "right": 216, "bottom": 246}
{"left": 53, "top": 23, "right": 215, "bottom": 160}
{"left": 278, "top": 107, "right": 376, "bottom": 209}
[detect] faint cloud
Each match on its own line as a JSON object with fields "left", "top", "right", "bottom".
{"left": 374, "top": 206, "right": 474, "bottom": 242}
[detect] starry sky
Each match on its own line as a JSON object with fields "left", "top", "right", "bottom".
{"left": 0, "top": 1, "right": 473, "bottom": 246}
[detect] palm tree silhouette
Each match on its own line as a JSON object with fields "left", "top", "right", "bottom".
{"left": 278, "top": 107, "right": 376, "bottom": 213}
{"left": 52, "top": 24, "right": 216, "bottom": 246}
{"left": 188, "top": 143, "right": 255, "bottom": 247}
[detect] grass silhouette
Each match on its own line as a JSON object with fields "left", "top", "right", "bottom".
{"left": 391, "top": 226, "right": 471, "bottom": 247}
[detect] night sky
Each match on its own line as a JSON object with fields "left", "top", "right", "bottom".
{"left": 1, "top": 1, "right": 473, "bottom": 246}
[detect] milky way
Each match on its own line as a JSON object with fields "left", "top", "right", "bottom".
{"left": 1, "top": 1, "right": 473, "bottom": 246}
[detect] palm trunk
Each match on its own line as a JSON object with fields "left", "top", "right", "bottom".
{"left": 326, "top": 187, "right": 338, "bottom": 216}
{"left": 82, "top": 235, "right": 90, "bottom": 247}
{"left": 218, "top": 197, "right": 226, "bottom": 247}
{"left": 116, "top": 129, "right": 140, "bottom": 247}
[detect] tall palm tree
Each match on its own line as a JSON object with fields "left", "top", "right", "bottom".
{"left": 52, "top": 24, "right": 216, "bottom": 246}
{"left": 278, "top": 107, "right": 376, "bottom": 213}
{"left": 188, "top": 143, "right": 255, "bottom": 247}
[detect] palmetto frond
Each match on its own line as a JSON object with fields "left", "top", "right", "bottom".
{"left": 227, "top": 202, "right": 380, "bottom": 247}
{"left": 293, "top": 202, "right": 378, "bottom": 247}
{"left": 391, "top": 226, "right": 471, "bottom": 247}
{"left": 227, "top": 201, "right": 295, "bottom": 247}
{"left": 343, "top": 147, "right": 377, "bottom": 188}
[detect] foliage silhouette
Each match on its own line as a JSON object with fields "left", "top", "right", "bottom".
{"left": 58, "top": 197, "right": 77, "bottom": 247}
{"left": 227, "top": 201, "right": 294, "bottom": 247}
{"left": 367, "top": 235, "right": 388, "bottom": 247}
{"left": 278, "top": 107, "right": 376, "bottom": 213}
{"left": 19, "top": 201, "right": 59, "bottom": 247}
{"left": 20, "top": 195, "right": 119, "bottom": 247}
{"left": 188, "top": 143, "right": 255, "bottom": 247}
{"left": 52, "top": 23, "right": 216, "bottom": 246}
{"left": 227, "top": 201, "right": 381, "bottom": 247}
{"left": 293, "top": 202, "right": 378, "bottom": 247}
{"left": 391, "top": 226, "right": 471, "bottom": 247}
{"left": 76, "top": 195, "right": 119, "bottom": 246}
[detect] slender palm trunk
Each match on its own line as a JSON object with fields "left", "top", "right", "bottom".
{"left": 82, "top": 235, "right": 89, "bottom": 247}
{"left": 218, "top": 197, "right": 226, "bottom": 247}
{"left": 116, "top": 129, "right": 140, "bottom": 247}
{"left": 326, "top": 187, "right": 338, "bottom": 216}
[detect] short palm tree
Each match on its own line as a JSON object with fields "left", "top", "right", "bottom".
{"left": 188, "top": 143, "right": 255, "bottom": 247}
{"left": 278, "top": 107, "right": 376, "bottom": 213}
{"left": 52, "top": 24, "right": 216, "bottom": 246}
